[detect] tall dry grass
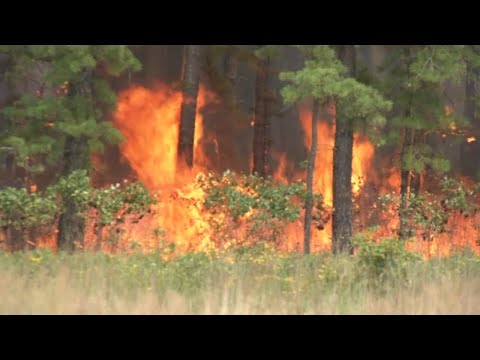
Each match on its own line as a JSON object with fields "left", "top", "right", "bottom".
{"left": 0, "top": 256, "right": 478, "bottom": 314}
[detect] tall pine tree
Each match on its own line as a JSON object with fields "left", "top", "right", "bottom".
{"left": 377, "top": 45, "right": 468, "bottom": 239}
{"left": 280, "top": 45, "right": 391, "bottom": 254}
{"left": 0, "top": 45, "right": 141, "bottom": 251}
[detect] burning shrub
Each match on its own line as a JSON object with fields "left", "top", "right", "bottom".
{"left": 55, "top": 170, "right": 155, "bottom": 251}
{"left": 198, "top": 170, "right": 327, "bottom": 248}
{"left": 90, "top": 180, "right": 154, "bottom": 249}
{"left": 0, "top": 170, "right": 155, "bottom": 252}
{"left": 376, "top": 176, "right": 480, "bottom": 244}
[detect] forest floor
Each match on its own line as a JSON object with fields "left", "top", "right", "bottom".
{"left": 0, "top": 246, "right": 479, "bottom": 314}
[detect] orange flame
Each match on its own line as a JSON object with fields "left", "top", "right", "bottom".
{"left": 292, "top": 104, "right": 375, "bottom": 251}
{"left": 17, "top": 83, "right": 480, "bottom": 260}
{"left": 114, "top": 84, "right": 183, "bottom": 189}
{"left": 111, "top": 83, "right": 218, "bottom": 252}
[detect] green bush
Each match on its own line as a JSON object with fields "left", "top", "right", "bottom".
{"left": 352, "top": 231, "right": 422, "bottom": 282}
{"left": 198, "top": 170, "right": 326, "bottom": 246}
{"left": 0, "top": 170, "right": 154, "bottom": 251}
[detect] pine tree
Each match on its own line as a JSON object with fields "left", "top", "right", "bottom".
{"left": 0, "top": 45, "right": 141, "bottom": 251}
{"left": 461, "top": 45, "right": 480, "bottom": 178}
{"left": 280, "top": 45, "right": 391, "bottom": 254}
{"left": 377, "top": 45, "right": 468, "bottom": 240}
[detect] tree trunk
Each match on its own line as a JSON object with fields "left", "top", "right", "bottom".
{"left": 332, "top": 45, "right": 356, "bottom": 255}
{"left": 224, "top": 46, "right": 238, "bottom": 110}
{"left": 95, "top": 216, "right": 103, "bottom": 252}
{"left": 0, "top": 54, "right": 17, "bottom": 189}
{"left": 57, "top": 73, "right": 92, "bottom": 252}
{"left": 304, "top": 99, "right": 320, "bottom": 255}
{"left": 398, "top": 128, "right": 416, "bottom": 240}
{"left": 252, "top": 54, "right": 272, "bottom": 177}
{"left": 6, "top": 226, "right": 23, "bottom": 252}
{"left": 178, "top": 45, "right": 201, "bottom": 169}
{"left": 461, "top": 55, "right": 480, "bottom": 178}
{"left": 57, "top": 135, "right": 89, "bottom": 252}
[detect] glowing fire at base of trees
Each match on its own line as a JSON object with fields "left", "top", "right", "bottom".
{"left": 3, "top": 45, "right": 480, "bottom": 259}
{"left": 94, "top": 82, "right": 480, "bottom": 258}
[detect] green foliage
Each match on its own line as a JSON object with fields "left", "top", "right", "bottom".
{"left": 378, "top": 45, "right": 473, "bottom": 176}
{"left": 377, "top": 177, "right": 480, "bottom": 240}
{"left": 122, "top": 182, "right": 155, "bottom": 216}
{"left": 0, "top": 169, "right": 154, "bottom": 247}
{"left": 198, "top": 170, "right": 326, "bottom": 244}
{"left": 54, "top": 169, "right": 92, "bottom": 216}
{"left": 352, "top": 233, "right": 422, "bottom": 281}
{"left": 410, "top": 46, "right": 467, "bottom": 85}
{"left": 254, "top": 45, "right": 281, "bottom": 60}
{"left": 439, "top": 177, "right": 480, "bottom": 216}
{"left": 90, "top": 184, "right": 125, "bottom": 226}
{"left": 0, "top": 45, "right": 141, "bottom": 175}
{"left": 0, "top": 187, "right": 58, "bottom": 231}
{"left": 1, "top": 246, "right": 479, "bottom": 313}
{"left": 402, "top": 144, "right": 451, "bottom": 174}
{"left": 57, "top": 170, "right": 155, "bottom": 227}
{"left": 279, "top": 45, "right": 392, "bottom": 141}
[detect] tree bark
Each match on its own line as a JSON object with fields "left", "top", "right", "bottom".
{"left": 6, "top": 226, "right": 24, "bottom": 252}
{"left": 398, "top": 124, "right": 415, "bottom": 239}
{"left": 0, "top": 54, "right": 17, "bottom": 189}
{"left": 252, "top": 54, "right": 272, "bottom": 177}
{"left": 304, "top": 99, "right": 320, "bottom": 255}
{"left": 332, "top": 45, "right": 356, "bottom": 255}
{"left": 57, "top": 135, "right": 89, "bottom": 252}
{"left": 398, "top": 134, "right": 412, "bottom": 240}
{"left": 461, "top": 53, "right": 480, "bottom": 178}
{"left": 57, "top": 73, "right": 92, "bottom": 252}
{"left": 178, "top": 45, "right": 201, "bottom": 169}
{"left": 224, "top": 46, "right": 238, "bottom": 110}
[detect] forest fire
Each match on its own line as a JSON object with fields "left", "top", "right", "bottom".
{"left": 107, "top": 89, "right": 377, "bottom": 254}
{"left": 23, "top": 86, "right": 480, "bottom": 258}
{"left": 108, "top": 84, "right": 219, "bottom": 252}
{"left": 275, "top": 105, "right": 376, "bottom": 252}
{"left": 91, "top": 82, "right": 480, "bottom": 258}
{"left": 4, "top": 43, "right": 480, "bottom": 284}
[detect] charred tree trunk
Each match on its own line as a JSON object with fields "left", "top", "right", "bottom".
{"left": 252, "top": 55, "right": 272, "bottom": 177}
{"left": 57, "top": 74, "right": 92, "bottom": 252}
{"left": 57, "top": 135, "right": 89, "bottom": 252}
{"left": 0, "top": 54, "right": 17, "bottom": 189}
{"left": 462, "top": 53, "right": 480, "bottom": 178}
{"left": 224, "top": 46, "right": 238, "bottom": 110}
{"left": 398, "top": 129, "right": 416, "bottom": 239}
{"left": 1, "top": 54, "right": 24, "bottom": 251}
{"left": 398, "top": 49, "right": 416, "bottom": 241}
{"left": 399, "top": 146, "right": 411, "bottom": 240}
{"left": 304, "top": 99, "right": 320, "bottom": 255}
{"left": 178, "top": 45, "right": 201, "bottom": 169}
{"left": 6, "top": 226, "right": 24, "bottom": 252}
{"left": 332, "top": 45, "right": 356, "bottom": 255}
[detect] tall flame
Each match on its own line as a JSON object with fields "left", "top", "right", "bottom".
{"left": 112, "top": 83, "right": 218, "bottom": 252}
{"left": 30, "top": 84, "right": 480, "bottom": 258}
{"left": 300, "top": 104, "right": 374, "bottom": 250}
{"left": 114, "top": 84, "right": 183, "bottom": 189}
